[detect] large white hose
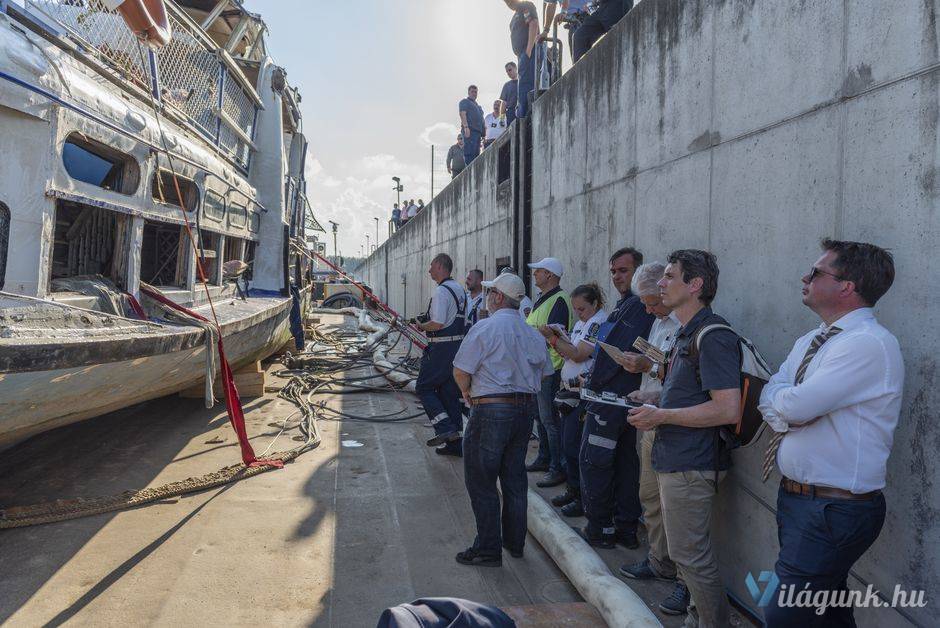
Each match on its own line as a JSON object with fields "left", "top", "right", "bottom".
{"left": 527, "top": 489, "right": 663, "bottom": 628}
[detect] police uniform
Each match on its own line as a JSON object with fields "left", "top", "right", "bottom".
{"left": 465, "top": 290, "right": 484, "bottom": 327}
{"left": 579, "top": 291, "right": 654, "bottom": 545}
{"left": 416, "top": 276, "right": 468, "bottom": 442}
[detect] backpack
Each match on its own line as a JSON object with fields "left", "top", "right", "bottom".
{"left": 690, "top": 323, "right": 774, "bottom": 449}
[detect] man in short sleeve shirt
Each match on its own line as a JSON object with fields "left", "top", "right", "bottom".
{"left": 503, "top": 0, "right": 539, "bottom": 119}
{"left": 459, "top": 85, "right": 485, "bottom": 165}
{"left": 627, "top": 249, "right": 741, "bottom": 628}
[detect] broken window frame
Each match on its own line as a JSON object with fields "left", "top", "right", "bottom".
{"left": 151, "top": 169, "right": 199, "bottom": 212}
{"left": 203, "top": 189, "right": 226, "bottom": 223}
{"left": 62, "top": 133, "right": 140, "bottom": 195}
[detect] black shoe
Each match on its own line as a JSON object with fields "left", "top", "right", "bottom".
{"left": 502, "top": 543, "right": 523, "bottom": 558}
{"left": 550, "top": 487, "right": 579, "bottom": 507}
{"left": 455, "top": 548, "right": 502, "bottom": 567}
{"left": 525, "top": 460, "right": 549, "bottom": 473}
{"left": 614, "top": 529, "right": 639, "bottom": 549}
{"left": 560, "top": 499, "right": 583, "bottom": 517}
{"left": 536, "top": 470, "right": 567, "bottom": 488}
{"left": 572, "top": 526, "right": 615, "bottom": 549}
{"left": 658, "top": 581, "right": 690, "bottom": 615}
{"left": 427, "top": 432, "right": 458, "bottom": 447}
{"left": 619, "top": 559, "right": 676, "bottom": 581}
{"left": 435, "top": 441, "right": 462, "bottom": 457}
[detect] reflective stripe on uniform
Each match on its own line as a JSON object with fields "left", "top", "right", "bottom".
{"left": 428, "top": 335, "right": 465, "bottom": 343}
{"left": 430, "top": 412, "right": 449, "bottom": 425}
{"left": 588, "top": 434, "right": 617, "bottom": 449}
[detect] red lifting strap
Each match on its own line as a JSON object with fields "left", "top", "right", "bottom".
{"left": 139, "top": 285, "right": 283, "bottom": 469}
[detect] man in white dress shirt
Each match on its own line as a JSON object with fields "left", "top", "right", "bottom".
{"left": 759, "top": 238, "right": 903, "bottom": 627}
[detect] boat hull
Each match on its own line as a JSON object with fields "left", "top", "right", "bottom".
{"left": 0, "top": 297, "right": 294, "bottom": 449}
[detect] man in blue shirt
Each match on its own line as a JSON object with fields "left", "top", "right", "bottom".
{"left": 459, "top": 85, "right": 485, "bottom": 165}
{"left": 576, "top": 247, "right": 653, "bottom": 550}
{"left": 503, "top": 0, "right": 539, "bottom": 119}
{"left": 499, "top": 62, "right": 519, "bottom": 126}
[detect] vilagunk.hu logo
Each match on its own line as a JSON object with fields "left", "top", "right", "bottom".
{"left": 745, "top": 571, "right": 927, "bottom": 615}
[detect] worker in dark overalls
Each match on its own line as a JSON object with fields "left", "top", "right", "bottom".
{"left": 413, "top": 253, "right": 468, "bottom": 457}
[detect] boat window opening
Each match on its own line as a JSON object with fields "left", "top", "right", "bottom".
{"left": 62, "top": 134, "right": 140, "bottom": 195}
{"left": 224, "top": 236, "right": 246, "bottom": 264}
{"left": 152, "top": 170, "right": 199, "bottom": 212}
{"left": 244, "top": 241, "right": 256, "bottom": 281}
{"left": 248, "top": 208, "right": 261, "bottom": 233}
{"left": 203, "top": 189, "right": 226, "bottom": 222}
{"left": 49, "top": 200, "right": 128, "bottom": 289}
{"left": 198, "top": 230, "right": 220, "bottom": 285}
{"left": 497, "top": 140, "right": 511, "bottom": 184}
{"left": 141, "top": 220, "right": 188, "bottom": 288}
{"left": 229, "top": 202, "right": 248, "bottom": 229}
{"left": 0, "top": 202, "right": 9, "bottom": 291}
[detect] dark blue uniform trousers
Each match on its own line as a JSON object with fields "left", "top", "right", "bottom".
{"left": 579, "top": 404, "right": 641, "bottom": 537}
{"left": 463, "top": 130, "right": 482, "bottom": 165}
{"left": 416, "top": 342, "right": 463, "bottom": 438}
{"left": 463, "top": 401, "right": 535, "bottom": 556}
{"left": 572, "top": 0, "right": 632, "bottom": 63}
{"left": 764, "top": 486, "right": 886, "bottom": 627}
{"left": 516, "top": 50, "right": 535, "bottom": 119}
{"left": 559, "top": 401, "right": 584, "bottom": 490}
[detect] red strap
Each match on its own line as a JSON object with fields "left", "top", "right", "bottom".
{"left": 124, "top": 292, "right": 148, "bottom": 320}
{"left": 139, "top": 285, "right": 283, "bottom": 469}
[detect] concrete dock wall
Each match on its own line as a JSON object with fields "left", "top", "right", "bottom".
{"left": 360, "top": 2, "right": 939, "bottom": 623}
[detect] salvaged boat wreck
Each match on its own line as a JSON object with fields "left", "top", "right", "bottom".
{"left": 0, "top": 0, "right": 321, "bottom": 448}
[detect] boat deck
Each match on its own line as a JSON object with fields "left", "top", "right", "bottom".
{"left": 0, "top": 315, "right": 753, "bottom": 627}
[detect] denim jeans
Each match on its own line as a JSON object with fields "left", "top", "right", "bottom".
{"left": 533, "top": 371, "right": 563, "bottom": 472}
{"left": 463, "top": 401, "right": 535, "bottom": 556}
{"left": 516, "top": 50, "right": 535, "bottom": 119}
{"left": 764, "top": 486, "right": 886, "bottom": 627}
{"left": 463, "top": 130, "right": 482, "bottom": 165}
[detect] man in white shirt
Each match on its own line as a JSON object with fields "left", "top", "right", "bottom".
{"left": 758, "top": 239, "right": 902, "bottom": 627}
{"left": 483, "top": 100, "right": 507, "bottom": 149}
{"left": 615, "top": 262, "right": 689, "bottom": 617}
{"left": 413, "top": 253, "right": 469, "bottom": 456}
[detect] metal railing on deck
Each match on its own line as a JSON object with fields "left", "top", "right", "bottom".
{"left": 24, "top": 0, "right": 258, "bottom": 171}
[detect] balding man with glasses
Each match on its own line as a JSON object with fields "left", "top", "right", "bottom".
{"left": 759, "top": 239, "right": 903, "bottom": 627}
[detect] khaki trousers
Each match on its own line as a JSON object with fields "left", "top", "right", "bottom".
{"left": 658, "top": 469, "right": 730, "bottom": 628}
{"left": 639, "top": 430, "right": 677, "bottom": 578}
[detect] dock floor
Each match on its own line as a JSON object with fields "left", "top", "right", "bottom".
{"left": 0, "top": 315, "right": 750, "bottom": 627}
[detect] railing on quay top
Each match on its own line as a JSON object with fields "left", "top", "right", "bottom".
{"left": 22, "top": 0, "right": 260, "bottom": 172}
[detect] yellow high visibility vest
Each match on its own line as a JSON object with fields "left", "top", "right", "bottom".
{"left": 526, "top": 289, "right": 573, "bottom": 371}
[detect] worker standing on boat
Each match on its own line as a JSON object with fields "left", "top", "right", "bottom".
{"left": 452, "top": 272, "right": 552, "bottom": 566}
{"left": 413, "top": 253, "right": 468, "bottom": 456}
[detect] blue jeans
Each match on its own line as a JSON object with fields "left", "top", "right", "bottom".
{"left": 416, "top": 342, "right": 463, "bottom": 438}
{"left": 559, "top": 401, "right": 584, "bottom": 490}
{"left": 533, "top": 371, "right": 563, "bottom": 473}
{"left": 463, "top": 401, "right": 535, "bottom": 556}
{"left": 516, "top": 50, "right": 535, "bottom": 119}
{"left": 764, "top": 486, "right": 886, "bottom": 627}
{"left": 463, "top": 130, "right": 482, "bottom": 165}
{"left": 579, "top": 404, "right": 641, "bottom": 537}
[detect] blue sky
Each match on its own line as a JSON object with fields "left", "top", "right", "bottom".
{"left": 244, "top": 0, "right": 528, "bottom": 257}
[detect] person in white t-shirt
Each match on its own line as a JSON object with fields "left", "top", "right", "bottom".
{"left": 483, "top": 100, "right": 507, "bottom": 148}
{"left": 538, "top": 282, "right": 607, "bottom": 517}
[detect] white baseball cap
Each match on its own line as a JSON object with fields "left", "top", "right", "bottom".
{"left": 482, "top": 273, "right": 526, "bottom": 300}
{"left": 528, "top": 257, "right": 563, "bottom": 277}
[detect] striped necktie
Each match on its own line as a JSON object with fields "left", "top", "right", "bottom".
{"left": 760, "top": 325, "right": 843, "bottom": 482}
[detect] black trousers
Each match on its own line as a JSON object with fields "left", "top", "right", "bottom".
{"left": 572, "top": 0, "right": 633, "bottom": 63}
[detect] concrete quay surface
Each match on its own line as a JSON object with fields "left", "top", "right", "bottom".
{"left": 0, "top": 315, "right": 748, "bottom": 627}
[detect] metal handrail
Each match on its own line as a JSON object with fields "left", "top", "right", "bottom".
{"left": 22, "top": 0, "right": 259, "bottom": 172}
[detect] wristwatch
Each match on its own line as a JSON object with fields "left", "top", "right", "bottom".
{"left": 649, "top": 362, "right": 661, "bottom": 378}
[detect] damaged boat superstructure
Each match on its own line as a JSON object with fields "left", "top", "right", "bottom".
{"left": 0, "top": 0, "right": 322, "bottom": 447}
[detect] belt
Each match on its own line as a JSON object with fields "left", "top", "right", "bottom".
{"left": 428, "top": 335, "right": 464, "bottom": 343}
{"left": 471, "top": 393, "right": 535, "bottom": 406}
{"left": 781, "top": 478, "right": 880, "bottom": 501}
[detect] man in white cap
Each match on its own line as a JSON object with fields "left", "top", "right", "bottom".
{"left": 452, "top": 273, "right": 553, "bottom": 567}
{"left": 524, "top": 257, "right": 573, "bottom": 488}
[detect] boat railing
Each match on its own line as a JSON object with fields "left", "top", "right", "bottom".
{"left": 22, "top": 0, "right": 260, "bottom": 172}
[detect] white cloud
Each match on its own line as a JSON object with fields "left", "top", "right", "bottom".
{"left": 419, "top": 122, "right": 460, "bottom": 148}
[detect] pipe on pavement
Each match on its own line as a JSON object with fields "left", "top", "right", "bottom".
{"left": 527, "top": 489, "right": 663, "bottom": 628}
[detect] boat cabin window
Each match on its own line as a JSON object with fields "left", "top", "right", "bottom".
{"left": 248, "top": 208, "right": 261, "bottom": 233}
{"left": 140, "top": 220, "right": 188, "bottom": 288}
{"left": 62, "top": 134, "right": 140, "bottom": 195}
{"left": 49, "top": 200, "right": 127, "bottom": 288}
{"left": 203, "top": 190, "right": 226, "bottom": 223}
{"left": 198, "top": 229, "right": 220, "bottom": 285}
{"left": 152, "top": 170, "right": 199, "bottom": 212}
{"left": 229, "top": 202, "right": 248, "bottom": 228}
{"left": 0, "top": 202, "right": 8, "bottom": 291}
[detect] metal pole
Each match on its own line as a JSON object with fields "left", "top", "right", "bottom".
{"left": 374, "top": 217, "right": 379, "bottom": 245}
{"left": 430, "top": 145, "right": 435, "bottom": 199}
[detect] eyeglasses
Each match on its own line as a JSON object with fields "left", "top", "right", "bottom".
{"left": 807, "top": 266, "right": 845, "bottom": 282}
